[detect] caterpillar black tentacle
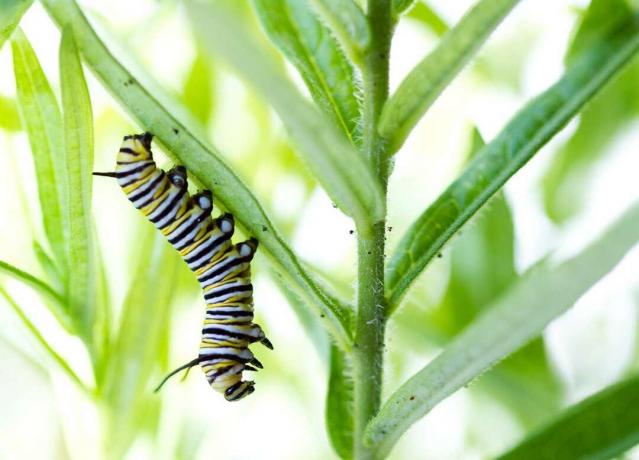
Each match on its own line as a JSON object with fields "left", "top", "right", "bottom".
{"left": 95, "top": 132, "right": 271, "bottom": 402}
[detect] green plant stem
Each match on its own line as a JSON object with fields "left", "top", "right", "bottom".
{"left": 353, "top": 1, "right": 392, "bottom": 458}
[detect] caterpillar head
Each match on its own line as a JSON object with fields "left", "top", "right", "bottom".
{"left": 121, "top": 132, "right": 154, "bottom": 160}
{"left": 224, "top": 380, "right": 255, "bottom": 401}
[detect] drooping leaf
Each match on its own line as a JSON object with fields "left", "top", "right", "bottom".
{"left": 40, "top": 0, "right": 353, "bottom": 350}
{"left": 386, "top": 12, "right": 639, "bottom": 309}
{"left": 497, "top": 374, "right": 639, "bottom": 460}
{"left": 367, "top": 203, "right": 639, "bottom": 457}
{"left": 542, "top": 0, "right": 639, "bottom": 222}
{"left": 253, "top": 0, "right": 362, "bottom": 142}
{"left": 326, "top": 344, "right": 355, "bottom": 459}
{"left": 60, "top": 27, "right": 97, "bottom": 343}
{"left": 379, "top": 0, "right": 522, "bottom": 154}
{"left": 0, "top": 0, "right": 34, "bottom": 50}
{"left": 309, "top": 0, "right": 369, "bottom": 65}
{"left": 12, "top": 28, "right": 68, "bottom": 276}
{"left": 405, "top": 128, "right": 560, "bottom": 426}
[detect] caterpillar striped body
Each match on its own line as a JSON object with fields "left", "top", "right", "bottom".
{"left": 95, "top": 132, "right": 271, "bottom": 401}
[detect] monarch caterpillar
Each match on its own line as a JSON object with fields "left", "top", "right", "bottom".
{"left": 94, "top": 132, "right": 272, "bottom": 401}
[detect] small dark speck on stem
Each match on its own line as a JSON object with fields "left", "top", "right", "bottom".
{"left": 173, "top": 128, "right": 179, "bottom": 135}
{"left": 387, "top": 226, "right": 393, "bottom": 232}
{"left": 367, "top": 251, "right": 371, "bottom": 255}
{"left": 261, "top": 225, "right": 267, "bottom": 232}
{"left": 331, "top": 203, "right": 337, "bottom": 208}
{"left": 349, "top": 230, "right": 354, "bottom": 235}
{"left": 320, "top": 314, "right": 325, "bottom": 318}
{"left": 409, "top": 396, "right": 415, "bottom": 401}
{"left": 437, "top": 253, "right": 443, "bottom": 258}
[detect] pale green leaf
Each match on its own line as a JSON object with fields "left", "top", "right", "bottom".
{"left": 367, "top": 203, "right": 639, "bottom": 457}
{"left": 253, "top": 0, "right": 362, "bottom": 142}
{"left": 60, "top": 27, "right": 97, "bottom": 342}
{"left": 0, "top": 285, "right": 88, "bottom": 392}
{"left": 0, "top": 0, "right": 33, "bottom": 49}
{"left": 40, "top": 0, "right": 353, "bottom": 350}
{"left": 386, "top": 13, "right": 639, "bottom": 308}
{"left": 380, "top": 0, "right": 521, "bottom": 154}
{"left": 32, "top": 240, "right": 62, "bottom": 293}
{"left": 326, "top": 344, "right": 355, "bottom": 459}
{"left": 0, "top": 259, "right": 70, "bottom": 330}
{"left": 0, "top": 95, "right": 22, "bottom": 131}
{"left": 182, "top": 50, "right": 214, "bottom": 125}
{"left": 12, "top": 28, "right": 68, "bottom": 277}
{"left": 188, "top": 1, "right": 384, "bottom": 229}
{"left": 103, "top": 227, "right": 179, "bottom": 458}
{"left": 497, "top": 374, "right": 639, "bottom": 460}
{"left": 310, "top": 0, "right": 369, "bottom": 65}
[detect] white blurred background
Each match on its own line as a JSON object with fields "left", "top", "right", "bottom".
{"left": 0, "top": 0, "right": 638, "bottom": 459}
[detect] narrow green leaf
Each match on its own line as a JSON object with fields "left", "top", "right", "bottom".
{"left": 188, "top": 1, "right": 384, "bottom": 228}
{"left": 0, "top": 285, "right": 88, "bottom": 393}
{"left": 103, "top": 227, "right": 179, "bottom": 458}
{"left": 40, "top": 0, "right": 353, "bottom": 350}
{"left": 253, "top": 0, "right": 362, "bottom": 143}
{"left": 0, "top": 0, "right": 34, "bottom": 49}
{"left": 60, "top": 27, "right": 97, "bottom": 343}
{"left": 380, "top": 0, "right": 521, "bottom": 154}
{"left": 497, "top": 374, "right": 639, "bottom": 460}
{"left": 0, "top": 95, "right": 22, "bottom": 131}
{"left": 386, "top": 13, "right": 639, "bottom": 308}
{"left": 367, "top": 203, "right": 639, "bottom": 457}
{"left": 0, "top": 259, "right": 71, "bottom": 331}
{"left": 406, "top": 1, "right": 449, "bottom": 37}
{"left": 182, "top": 50, "right": 214, "bottom": 125}
{"left": 326, "top": 344, "right": 355, "bottom": 459}
{"left": 310, "top": 0, "right": 369, "bottom": 65}
{"left": 12, "top": 28, "right": 68, "bottom": 276}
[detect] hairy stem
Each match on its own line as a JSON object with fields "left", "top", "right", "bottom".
{"left": 353, "top": 1, "right": 392, "bottom": 458}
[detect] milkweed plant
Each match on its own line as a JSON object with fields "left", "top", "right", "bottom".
{"left": 0, "top": 0, "right": 638, "bottom": 459}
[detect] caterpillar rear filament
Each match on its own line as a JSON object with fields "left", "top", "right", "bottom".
{"left": 94, "top": 132, "right": 272, "bottom": 401}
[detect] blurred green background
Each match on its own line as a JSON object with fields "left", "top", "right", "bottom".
{"left": 0, "top": 0, "right": 638, "bottom": 459}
